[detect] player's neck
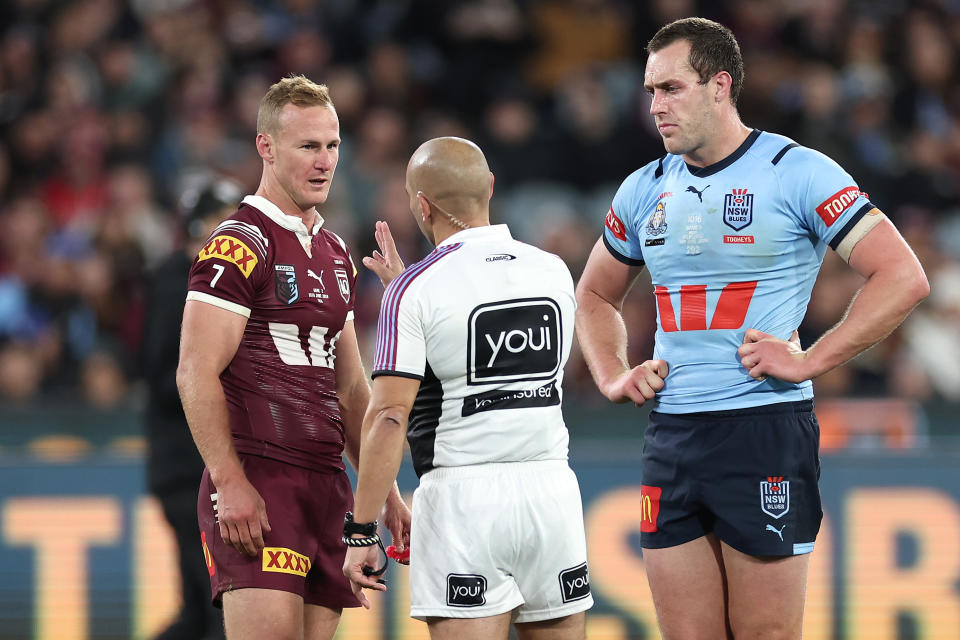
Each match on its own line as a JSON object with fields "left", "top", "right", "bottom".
{"left": 432, "top": 215, "right": 490, "bottom": 245}
{"left": 255, "top": 179, "right": 320, "bottom": 230}
{"left": 683, "top": 118, "right": 752, "bottom": 169}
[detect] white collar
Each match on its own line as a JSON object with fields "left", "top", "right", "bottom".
{"left": 243, "top": 195, "right": 325, "bottom": 236}
{"left": 438, "top": 224, "right": 512, "bottom": 247}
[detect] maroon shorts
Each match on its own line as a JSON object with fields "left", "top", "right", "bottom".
{"left": 197, "top": 454, "right": 359, "bottom": 609}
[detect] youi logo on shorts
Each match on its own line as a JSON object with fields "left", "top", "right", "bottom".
{"left": 467, "top": 297, "right": 562, "bottom": 385}
{"left": 760, "top": 476, "right": 790, "bottom": 519}
{"left": 446, "top": 574, "right": 486, "bottom": 607}
{"left": 558, "top": 563, "right": 591, "bottom": 603}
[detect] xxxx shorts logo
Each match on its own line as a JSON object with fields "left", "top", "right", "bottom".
{"left": 262, "top": 547, "right": 311, "bottom": 577}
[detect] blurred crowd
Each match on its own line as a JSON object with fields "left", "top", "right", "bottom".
{"left": 0, "top": 0, "right": 959, "bottom": 415}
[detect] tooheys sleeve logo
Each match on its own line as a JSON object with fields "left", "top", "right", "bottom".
{"left": 198, "top": 235, "right": 258, "bottom": 277}
{"left": 605, "top": 206, "right": 627, "bottom": 241}
{"left": 816, "top": 186, "right": 865, "bottom": 227}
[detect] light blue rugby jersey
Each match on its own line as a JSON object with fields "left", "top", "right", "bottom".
{"left": 603, "top": 129, "right": 879, "bottom": 413}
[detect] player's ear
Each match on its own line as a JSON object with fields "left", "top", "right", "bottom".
{"left": 714, "top": 71, "right": 732, "bottom": 104}
{"left": 256, "top": 133, "right": 274, "bottom": 162}
{"left": 488, "top": 172, "right": 495, "bottom": 200}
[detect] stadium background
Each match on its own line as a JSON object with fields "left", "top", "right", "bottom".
{"left": 0, "top": 0, "right": 959, "bottom": 638}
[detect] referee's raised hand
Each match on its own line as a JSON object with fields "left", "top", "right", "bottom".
{"left": 363, "top": 220, "right": 406, "bottom": 287}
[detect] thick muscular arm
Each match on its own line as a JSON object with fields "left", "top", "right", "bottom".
{"left": 335, "top": 320, "right": 411, "bottom": 551}
{"left": 575, "top": 239, "right": 668, "bottom": 404}
{"left": 342, "top": 375, "right": 420, "bottom": 605}
{"left": 176, "top": 300, "right": 269, "bottom": 556}
{"left": 739, "top": 218, "right": 929, "bottom": 382}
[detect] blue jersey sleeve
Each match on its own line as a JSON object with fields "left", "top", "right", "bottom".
{"left": 602, "top": 167, "right": 653, "bottom": 266}
{"left": 778, "top": 147, "right": 875, "bottom": 250}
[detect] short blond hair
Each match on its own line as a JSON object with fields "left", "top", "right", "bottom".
{"left": 257, "top": 75, "right": 334, "bottom": 135}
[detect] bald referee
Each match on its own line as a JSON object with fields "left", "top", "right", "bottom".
{"left": 343, "top": 137, "right": 593, "bottom": 640}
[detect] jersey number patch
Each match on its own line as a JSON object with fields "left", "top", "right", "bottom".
{"left": 268, "top": 323, "right": 340, "bottom": 368}
{"left": 655, "top": 281, "right": 757, "bottom": 331}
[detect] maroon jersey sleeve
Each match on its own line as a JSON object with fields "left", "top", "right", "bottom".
{"left": 186, "top": 219, "right": 270, "bottom": 316}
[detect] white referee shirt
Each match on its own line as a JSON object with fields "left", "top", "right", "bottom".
{"left": 372, "top": 224, "right": 576, "bottom": 477}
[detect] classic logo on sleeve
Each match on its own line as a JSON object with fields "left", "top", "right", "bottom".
{"left": 447, "top": 574, "right": 486, "bottom": 607}
{"left": 198, "top": 235, "right": 258, "bottom": 277}
{"left": 262, "top": 547, "right": 311, "bottom": 577}
{"left": 640, "top": 485, "right": 662, "bottom": 533}
{"left": 816, "top": 187, "right": 864, "bottom": 227}
{"left": 605, "top": 207, "right": 627, "bottom": 241}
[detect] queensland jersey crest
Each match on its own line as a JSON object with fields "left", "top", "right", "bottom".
{"left": 723, "top": 188, "right": 753, "bottom": 231}
{"left": 334, "top": 268, "right": 350, "bottom": 303}
{"left": 646, "top": 201, "right": 668, "bottom": 237}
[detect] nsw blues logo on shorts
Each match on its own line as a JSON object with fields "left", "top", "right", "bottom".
{"left": 447, "top": 574, "right": 486, "bottom": 607}
{"left": 760, "top": 476, "right": 790, "bottom": 519}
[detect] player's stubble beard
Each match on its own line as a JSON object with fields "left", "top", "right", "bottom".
{"left": 660, "top": 91, "right": 715, "bottom": 158}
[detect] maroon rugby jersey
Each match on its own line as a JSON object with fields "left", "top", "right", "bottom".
{"left": 186, "top": 195, "right": 357, "bottom": 472}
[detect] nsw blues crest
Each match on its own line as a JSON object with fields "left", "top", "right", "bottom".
{"left": 274, "top": 264, "right": 298, "bottom": 304}
{"left": 723, "top": 188, "right": 753, "bottom": 231}
{"left": 760, "top": 476, "right": 790, "bottom": 519}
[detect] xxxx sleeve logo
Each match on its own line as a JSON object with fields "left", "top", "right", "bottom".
{"left": 198, "top": 235, "right": 258, "bottom": 278}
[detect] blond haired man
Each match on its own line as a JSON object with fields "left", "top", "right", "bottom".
{"left": 177, "top": 75, "right": 410, "bottom": 639}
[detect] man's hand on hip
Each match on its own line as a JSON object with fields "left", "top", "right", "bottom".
{"left": 214, "top": 471, "right": 271, "bottom": 557}
{"left": 738, "top": 329, "right": 809, "bottom": 383}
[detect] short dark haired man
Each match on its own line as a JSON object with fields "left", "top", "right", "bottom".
{"left": 576, "top": 17, "right": 928, "bottom": 639}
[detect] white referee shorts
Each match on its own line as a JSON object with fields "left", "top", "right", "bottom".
{"left": 409, "top": 459, "right": 593, "bottom": 622}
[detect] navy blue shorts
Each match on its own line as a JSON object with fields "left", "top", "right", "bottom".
{"left": 640, "top": 400, "right": 822, "bottom": 557}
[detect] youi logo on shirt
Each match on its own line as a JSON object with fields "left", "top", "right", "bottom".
{"left": 467, "top": 297, "right": 562, "bottom": 385}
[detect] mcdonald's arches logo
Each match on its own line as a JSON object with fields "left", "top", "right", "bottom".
{"left": 640, "top": 485, "right": 662, "bottom": 533}
{"left": 201, "top": 531, "right": 215, "bottom": 577}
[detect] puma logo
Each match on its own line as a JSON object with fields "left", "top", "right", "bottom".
{"left": 766, "top": 523, "right": 786, "bottom": 541}
{"left": 307, "top": 269, "right": 324, "bottom": 291}
{"left": 686, "top": 184, "right": 710, "bottom": 202}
